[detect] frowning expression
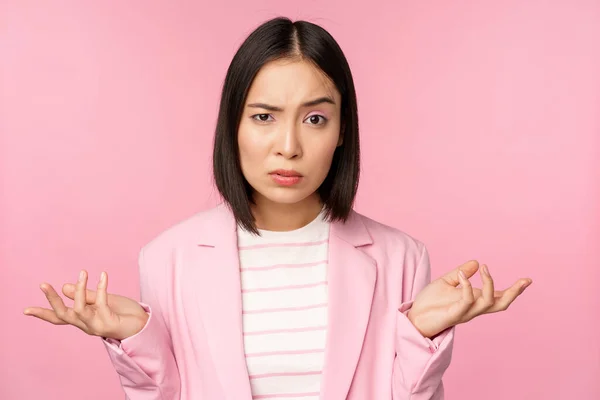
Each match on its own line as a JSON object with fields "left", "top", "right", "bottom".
{"left": 237, "top": 58, "right": 343, "bottom": 206}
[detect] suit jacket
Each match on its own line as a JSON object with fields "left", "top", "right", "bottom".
{"left": 102, "top": 203, "right": 454, "bottom": 399}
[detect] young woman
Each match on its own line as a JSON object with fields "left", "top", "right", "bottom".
{"left": 24, "top": 17, "right": 532, "bottom": 400}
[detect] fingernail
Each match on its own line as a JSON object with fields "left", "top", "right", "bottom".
{"left": 459, "top": 270, "right": 466, "bottom": 279}
{"left": 79, "top": 270, "right": 86, "bottom": 282}
{"left": 100, "top": 271, "right": 106, "bottom": 281}
{"left": 23, "top": 309, "right": 30, "bottom": 315}
{"left": 482, "top": 265, "right": 489, "bottom": 275}
{"left": 521, "top": 280, "right": 531, "bottom": 289}
{"left": 40, "top": 284, "right": 47, "bottom": 294}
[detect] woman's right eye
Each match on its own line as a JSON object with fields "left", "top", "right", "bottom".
{"left": 252, "top": 114, "right": 273, "bottom": 122}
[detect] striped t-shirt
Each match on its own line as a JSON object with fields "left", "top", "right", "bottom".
{"left": 236, "top": 210, "right": 329, "bottom": 400}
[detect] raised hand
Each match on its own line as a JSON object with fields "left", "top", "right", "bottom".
{"left": 23, "top": 270, "right": 149, "bottom": 341}
{"left": 406, "top": 260, "right": 532, "bottom": 338}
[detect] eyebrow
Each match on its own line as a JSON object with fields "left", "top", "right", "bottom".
{"left": 246, "top": 96, "right": 336, "bottom": 111}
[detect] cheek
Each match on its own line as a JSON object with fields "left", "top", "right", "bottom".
{"left": 308, "top": 135, "right": 339, "bottom": 175}
{"left": 238, "top": 127, "right": 268, "bottom": 170}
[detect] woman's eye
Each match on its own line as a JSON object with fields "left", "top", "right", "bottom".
{"left": 252, "top": 114, "right": 273, "bottom": 122}
{"left": 305, "top": 115, "right": 327, "bottom": 125}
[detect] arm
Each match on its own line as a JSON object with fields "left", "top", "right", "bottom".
{"left": 393, "top": 244, "right": 455, "bottom": 400}
{"left": 102, "top": 247, "right": 181, "bottom": 400}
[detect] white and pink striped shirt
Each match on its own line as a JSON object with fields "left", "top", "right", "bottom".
{"left": 236, "top": 210, "right": 330, "bottom": 400}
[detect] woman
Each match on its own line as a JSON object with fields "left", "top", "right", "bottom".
{"left": 23, "top": 16, "right": 532, "bottom": 400}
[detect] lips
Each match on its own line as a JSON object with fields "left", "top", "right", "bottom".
{"left": 269, "top": 169, "right": 303, "bottom": 177}
{"left": 269, "top": 169, "right": 303, "bottom": 186}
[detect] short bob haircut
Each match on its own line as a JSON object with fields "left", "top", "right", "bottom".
{"left": 212, "top": 16, "right": 360, "bottom": 234}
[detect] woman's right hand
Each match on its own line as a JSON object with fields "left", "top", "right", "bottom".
{"left": 23, "top": 270, "right": 149, "bottom": 341}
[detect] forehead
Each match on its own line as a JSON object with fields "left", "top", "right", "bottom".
{"left": 245, "top": 59, "right": 340, "bottom": 104}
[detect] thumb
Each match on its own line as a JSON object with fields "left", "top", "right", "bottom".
{"left": 441, "top": 260, "right": 480, "bottom": 286}
{"left": 62, "top": 283, "right": 97, "bottom": 304}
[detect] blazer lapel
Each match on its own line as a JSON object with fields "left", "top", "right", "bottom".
{"left": 320, "top": 211, "right": 377, "bottom": 400}
{"left": 183, "top": 204, "right": 375, "bottom": 400}
{"left": 185, "top": 203, "right": 252, "bottom": 400}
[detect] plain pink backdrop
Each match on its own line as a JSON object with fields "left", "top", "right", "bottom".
{"left": 2, "top": 1, "right": 599, "bottom": 399}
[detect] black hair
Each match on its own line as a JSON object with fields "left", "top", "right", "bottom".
{"left": 212, "top": 16, "right": 360, "bottom": 234}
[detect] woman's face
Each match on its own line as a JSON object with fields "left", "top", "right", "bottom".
{"left": 237, "top": 59, "right": 343, "bottom": 207}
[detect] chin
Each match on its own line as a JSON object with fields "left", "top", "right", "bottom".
{"left": 258, "top": 186, "right": 316, "bottom": 205}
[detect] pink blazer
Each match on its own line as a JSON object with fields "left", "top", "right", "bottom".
{"left": 102, "top": 203, "right": 454, "bottom": 399}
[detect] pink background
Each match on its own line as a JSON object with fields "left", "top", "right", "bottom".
{"left": 2, "top": 1, "right": 599, "bottom": 399}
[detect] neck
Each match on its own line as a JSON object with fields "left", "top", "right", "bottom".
{"left": 251, "top": 193, "right": 323, "bottom": 232}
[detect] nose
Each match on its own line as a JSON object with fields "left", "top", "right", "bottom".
{"left": 274, "top": 123, "right": 302, "bottom": 159}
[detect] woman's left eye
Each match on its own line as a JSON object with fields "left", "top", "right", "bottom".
{"left": 305, "top": 115, "right": 327, "bottom": 125}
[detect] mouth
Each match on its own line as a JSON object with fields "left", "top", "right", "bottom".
{"left": 269, "top": 169, "right": 303, "bottom": 186}
{"left": 269, "top": 169, "right": 303, "bottom": 177}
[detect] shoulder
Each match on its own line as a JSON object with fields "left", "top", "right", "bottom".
{"left": 139, "top": 204, "right": 225, "bottom": 261}
{"left": 352, "top": 210, "right": 427, "bottom": 260}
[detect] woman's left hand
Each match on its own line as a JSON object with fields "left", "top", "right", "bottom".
{"left": 406, "top": 260, "right": 532, "bottom": 338}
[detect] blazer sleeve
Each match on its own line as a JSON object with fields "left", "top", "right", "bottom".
{"left": 393, "top": 243, "right": 455, "bottom": 400}
{"left": 101, "top": 247, "right": 181, "bottom": 400}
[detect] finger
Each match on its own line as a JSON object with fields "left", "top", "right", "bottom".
{"left": 23, "top": 307, "right": 68, "bottom": 325}
{"left": 73, "top": 270, "right": 92, "bottom": 320}
{"left": 488, "top": 279, "right": 532, "bottom": 313}
{"left": 96, "top": 271, "right": 108, "bottom": 307}
{"left": 41, "top": 284, "right": 77, "bottom": 325}
{"left": 471, "top": 287, "right": 506, "bottom": 300}
{"left": 463, "top": 264, "right": 495, "bottom": 320}
{"left": 442, "top": 260, "right": 480, "bottom": 286}
{"left": 489, "top": 279, "right": 531, "bottom": 300}
{"left": 62, "top": 284, "right": 97, "bottom": 304}
{"left": 452, "top": 270, "right": 476, "bottom": 319}
{"left": 62, "top": 283, "right": 96, "bottom": 305}
{"left": 480, "top": 264, "right": 495, "bottom": 310}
